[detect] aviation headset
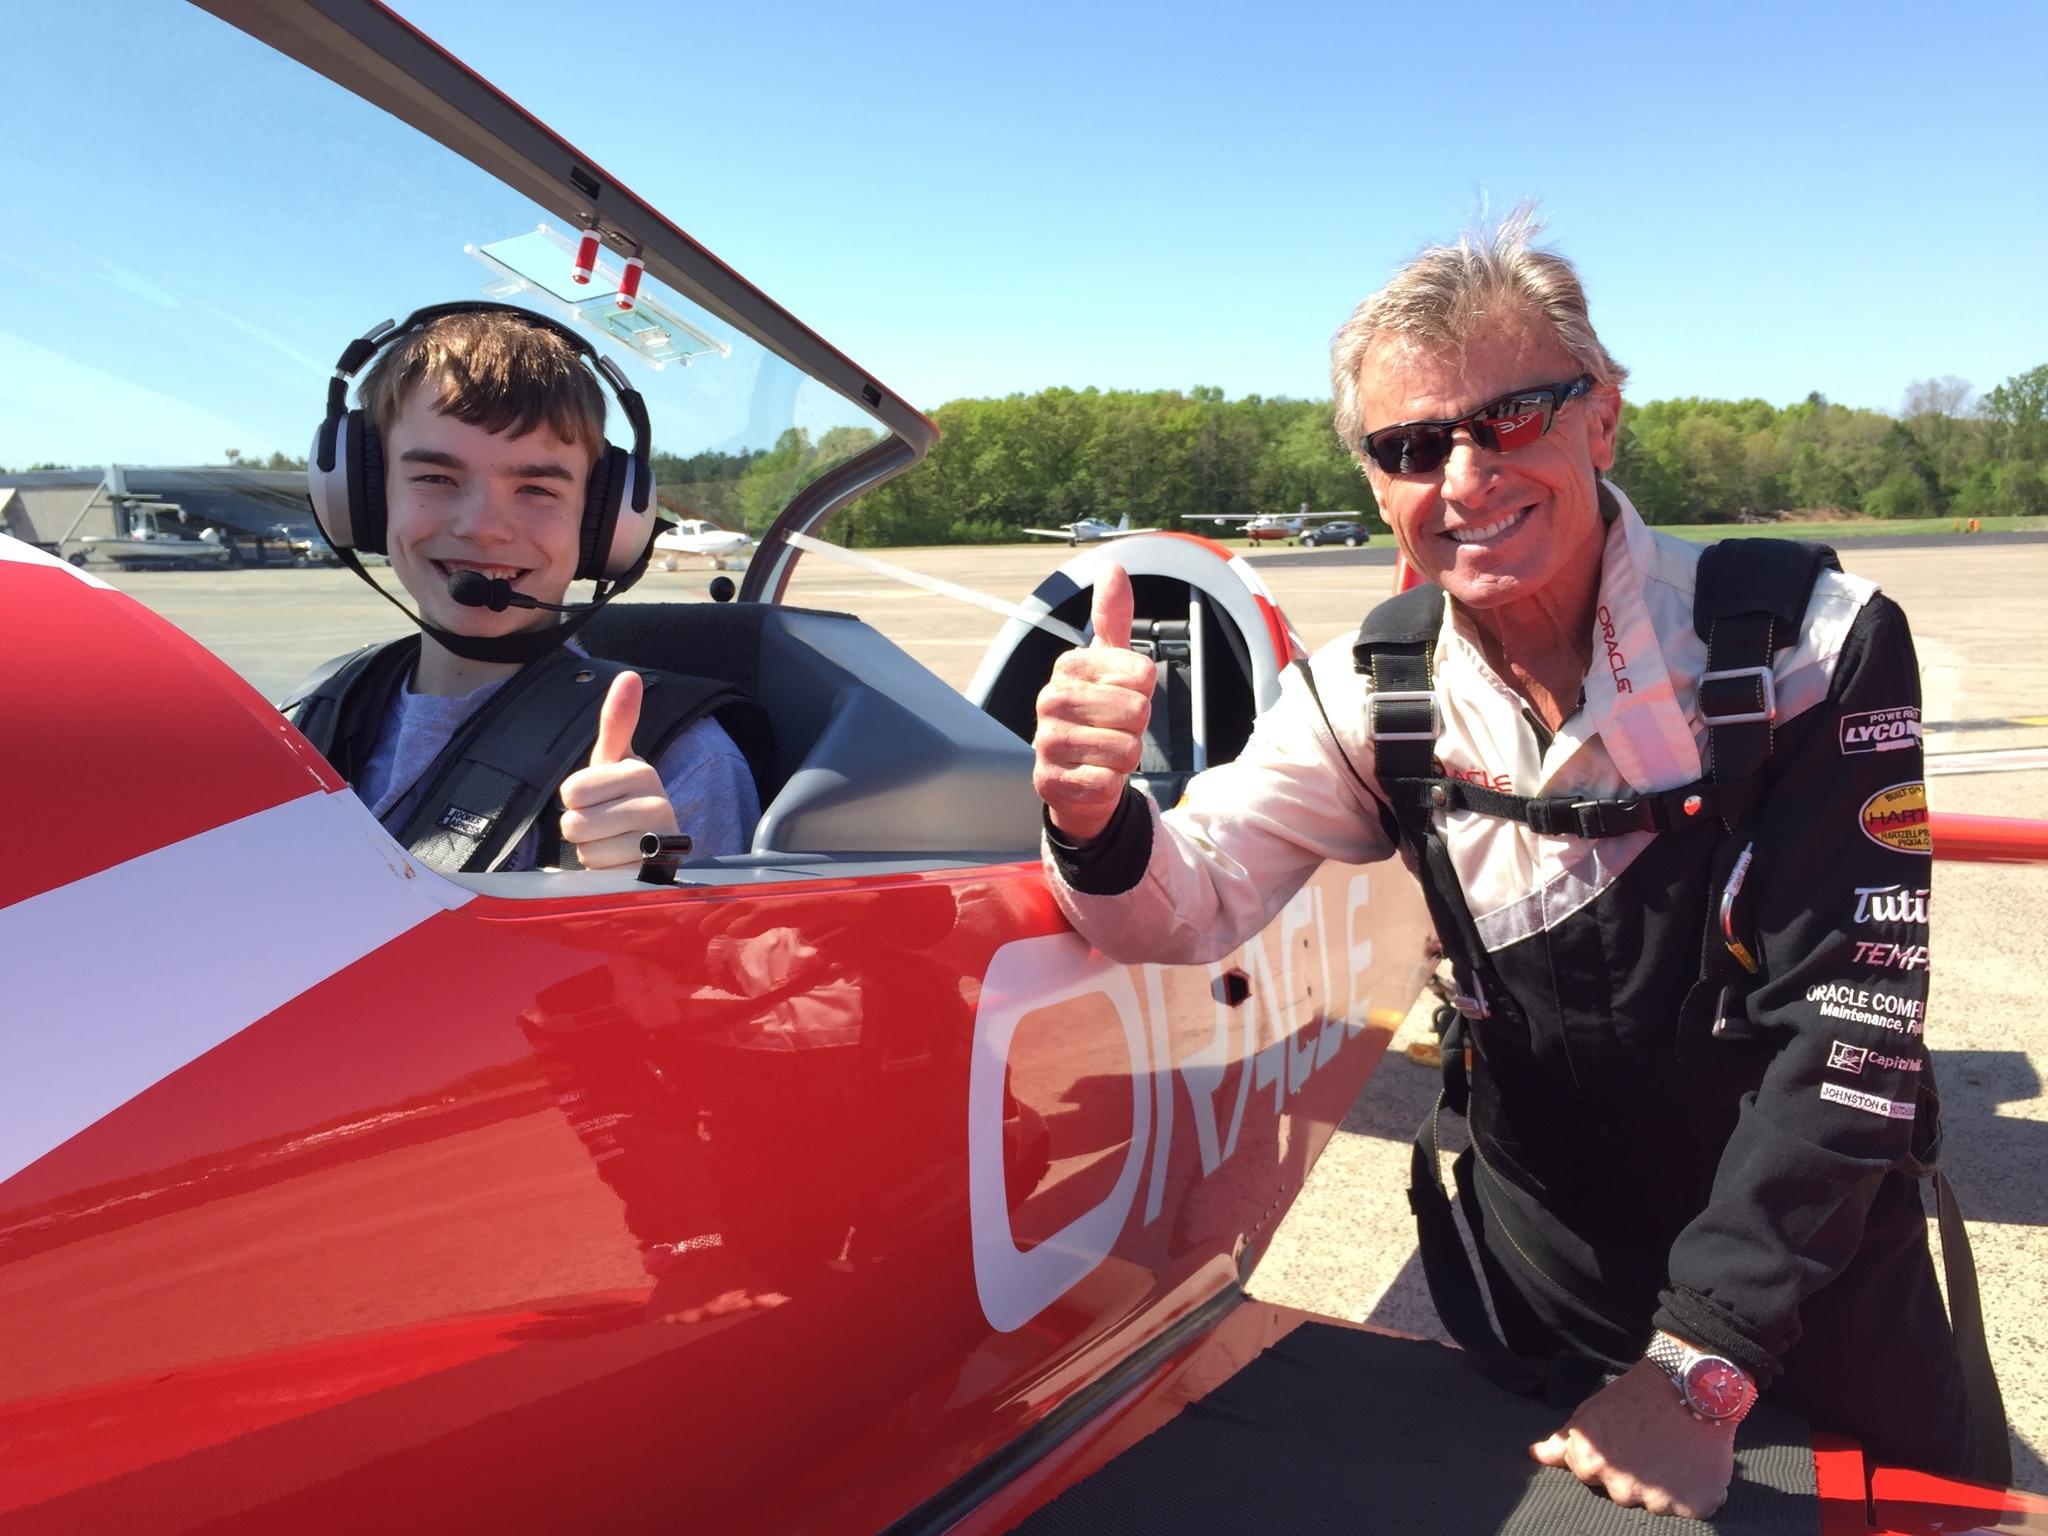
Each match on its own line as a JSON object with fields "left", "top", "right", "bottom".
{"left": 309, "top": 301, "right": 656, "bottom": 581}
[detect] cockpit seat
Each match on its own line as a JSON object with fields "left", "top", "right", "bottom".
{"left": 581, "top": 600, "right": 1042, "bottom": 857}
{"left": 967, "top": 539, "right": 1278, "bottom": 811}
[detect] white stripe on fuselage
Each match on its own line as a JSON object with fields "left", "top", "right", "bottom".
{"left": 0, "top": 789, "right": 472, "bottom": 1185}
{"left": 0, "top": 533, "right": 115, "bottom": 588}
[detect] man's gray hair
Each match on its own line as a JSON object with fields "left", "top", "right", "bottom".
{"left": 1329, "top": 206, "right": 1629, "bottom": 451}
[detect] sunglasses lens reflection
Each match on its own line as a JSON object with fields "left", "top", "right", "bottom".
{"left": 1477, "top": 403, "right": 1550, "bottom": 452}
{"left": 1365, "top": 376, "right": 1586, "bottom": 473}
{"left": 1374, "top": 428, "right": 1450, "bottom": 474}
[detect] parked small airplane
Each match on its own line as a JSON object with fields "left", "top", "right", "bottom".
{"left": 1021, "top": 514, "right": 1151, "bottom": 545}
{"left": 653, "top": 517, "right": 753, "bottom": 569}
{"left": 1207, "top": 505, "right": 1370, "bottom": 543}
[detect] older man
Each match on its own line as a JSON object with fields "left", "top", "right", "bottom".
{"left": 1033, "top": 216, "right": 2002, "bottom": 1517}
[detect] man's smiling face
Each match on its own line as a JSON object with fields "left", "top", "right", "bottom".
{"left": 382, "top": 379, "right": 592, "bottom": 637}
{"left": 1358, "top": 312, "right": 1620, "bottom": 614}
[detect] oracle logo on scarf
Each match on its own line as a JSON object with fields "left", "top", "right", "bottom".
{"left": 1596, "top": 606, "right": 1631, "bottom": 695}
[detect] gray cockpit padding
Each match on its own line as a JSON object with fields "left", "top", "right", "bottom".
{"left": 580, "top": 601, "right": 1040, "bottom": 857}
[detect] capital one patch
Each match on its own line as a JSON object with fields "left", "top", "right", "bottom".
{"left": 1840, "top": 705, "right": 1920, "bottom": 755}
{"left": 1860, "top": 782, "right": 1930, "bottom": 853}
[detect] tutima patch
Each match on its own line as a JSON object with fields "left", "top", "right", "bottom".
{"left": 1853, "top": 884, "right": 1929, "bottom": 925}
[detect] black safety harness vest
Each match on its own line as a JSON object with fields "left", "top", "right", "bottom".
{"left": 284, "top": 637, "right": 767, "bottom": 875}
{"left": 1331, "top": 539, "right": 2004, "bottom": 1462}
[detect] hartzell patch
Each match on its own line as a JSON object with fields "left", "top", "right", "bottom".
{"left": 1860, "top": 782, "right": 1930, "bottom": 853}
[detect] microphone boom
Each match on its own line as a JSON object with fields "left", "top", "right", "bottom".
{"left": 445, "top": 570, "right": 586, "bottom": 613}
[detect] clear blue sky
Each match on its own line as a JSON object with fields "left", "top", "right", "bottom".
{"left": 394, "top": 0, "right": 2048, "bottom": 416}
{"left": 5, "top": 0, "right": 2044, "bottom": 469}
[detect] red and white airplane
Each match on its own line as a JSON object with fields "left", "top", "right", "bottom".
{"left": 3, "top": 4, "right": 2045, "bottom": 1534}
{"left": 1207, "top": 506, "right": 1370, "bottom": 544}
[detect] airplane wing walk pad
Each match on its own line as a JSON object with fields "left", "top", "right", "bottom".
{"left": 1015, "top": 1323, "right": 1818, "bottom": 1535}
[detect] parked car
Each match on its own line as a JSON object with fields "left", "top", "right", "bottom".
{"left": 1301, "top": 520, "right": 1370, "bottom": 547}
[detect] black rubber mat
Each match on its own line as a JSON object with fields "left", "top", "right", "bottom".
{"left": 1016, "top": 1324, "right": 1819, "bottom": 1535}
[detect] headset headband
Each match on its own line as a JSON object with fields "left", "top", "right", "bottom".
{"left": 319, "top": 300, "right": 652, "bottom": 505}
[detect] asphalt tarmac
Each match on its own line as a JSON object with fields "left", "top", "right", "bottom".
{"left": 95, "top": 533, "right": 2048, "bottom": 1489}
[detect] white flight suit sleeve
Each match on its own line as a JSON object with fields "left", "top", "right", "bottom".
{"left": 1043, "top": 638, "right": 1402, "bottom": 965}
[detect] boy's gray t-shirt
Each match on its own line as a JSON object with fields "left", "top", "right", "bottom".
{"left": 355, "top": 671, "right": 759, "bottom": 870}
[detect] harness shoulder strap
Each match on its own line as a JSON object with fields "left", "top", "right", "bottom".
{"left": 280, "top": 643, "right": 380, "bottom": 721}
{"left": 283, "top": 637, "right": 421, "bottom": 784}
{"left": 1692, "top": 538, "right": 1840, "bottom": 799}
{"left": 1351, "top": 582, "right": 1445, "bottom": 785}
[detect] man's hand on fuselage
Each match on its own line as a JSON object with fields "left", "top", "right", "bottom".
{"left": 559, "top": 670, "right": 681, "bottom": 868}
{"left": 1032, "top": 565, "right": 1158, "bottom": 844}
{"left": 1529, "top": 1357, "right": 1736, "bottom": 1520}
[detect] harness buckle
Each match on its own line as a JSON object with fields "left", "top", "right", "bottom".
{"left": 1699, "top": 666, "right": 1777, "bottom": 726}
{"left": 1370, "top": 689, "right": 1439, "bottom": 742}
{"left": 1569, "top": 795, "right": 1648, "bottom": 837}
{"left": 1452, "top": 971, "right": 1491, "bottom": 1021}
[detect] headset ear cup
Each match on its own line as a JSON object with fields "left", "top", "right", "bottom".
{"left": 307, "top": 416, "right": 353, "bottom": 549}
{"left": 600, "top": 452, "right": 659, "bottom": 580}
{"left": 579, "top": 445, "right": 626, "bottom": 580}
{"left": 349, "top": 410, "right": 389, "bottom": 556}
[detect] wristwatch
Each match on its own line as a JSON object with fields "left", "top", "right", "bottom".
{"left": 1645, "top": 1331, "right": 1758, "bottom": 1426}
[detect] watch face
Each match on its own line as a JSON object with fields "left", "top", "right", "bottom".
{"left": 1683, "top": 1358, "right": 1752, "bottom": 1420}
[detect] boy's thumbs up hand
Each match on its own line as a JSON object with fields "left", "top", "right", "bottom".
{"left": 559, "top": 671, "right": 681, "bottom": 869}
{"left": 589, "top": 668, "right": 643, "bottom": 767}
{"left": 1032, "top": 566, "right": 1157, "bottom": 843}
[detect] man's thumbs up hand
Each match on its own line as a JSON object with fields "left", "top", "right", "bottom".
{"left": 1088, "top": 558, "right": 1135, "bottom": 651}
{"left": 559, "top": 671, "right": 681, "bottom": 869}
{"left": 1033, "top": 565, "right": 1158, "bottom": 843}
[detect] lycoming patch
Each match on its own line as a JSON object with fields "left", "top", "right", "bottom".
{"left": 1840, "top": 705, "right": 1921, "bottom": 755}
{"left": 1860, "top": 782, "right": 1930, "bottom": 853}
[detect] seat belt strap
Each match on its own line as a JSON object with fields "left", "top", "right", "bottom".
{"left": 390, "top": 651, "right": 748, "bottom": 874}
{"left": 288, "top": 640, "right": 756, "bottom": 875}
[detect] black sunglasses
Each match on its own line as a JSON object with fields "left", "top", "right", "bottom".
{"left": 1360, "top": 373, "right": 1595, "bottom": 475}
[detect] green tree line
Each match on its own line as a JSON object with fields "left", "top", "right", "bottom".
{"left": 1613, "top": 366, "right": 2048, "bottom": 525}
{"left": 649, "top": 362, "right": 2046, "bottom": 546}
{"left": 32, "top": 365, "right": 2028, "bottom": 534}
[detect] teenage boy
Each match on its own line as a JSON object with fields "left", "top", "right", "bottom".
{"left": 289, "top": 305, "right": 760, "bottom": 873}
